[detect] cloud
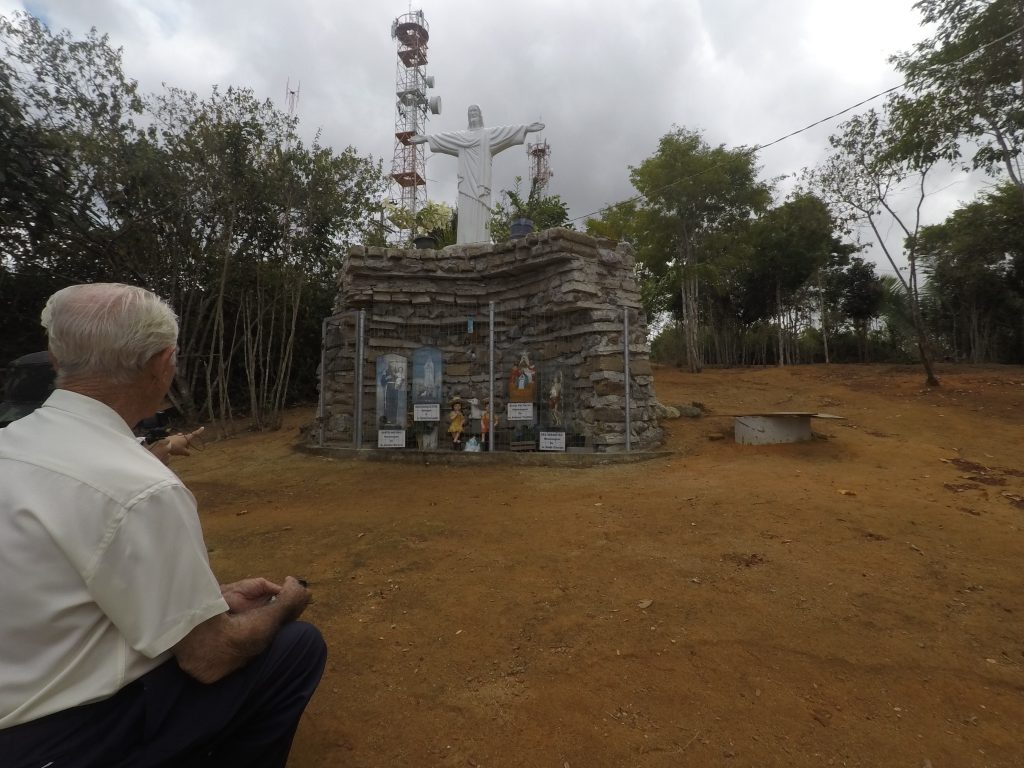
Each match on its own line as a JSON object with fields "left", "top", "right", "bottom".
{"left": 1, "top": 0, "right": 981, "bottom": 270}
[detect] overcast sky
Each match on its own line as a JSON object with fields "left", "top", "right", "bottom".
{"left": 2, "top": 1, "right": 992, "bottom": 269}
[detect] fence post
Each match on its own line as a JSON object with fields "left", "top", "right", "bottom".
{"left": 354, "top": 309, "right": 365, "bottom": 449}
{"left": 488, "top": 301, "right": 496, "bottom": 452}
{"left": 318, "top": 317, "right": 328, "bottom": 447}
{"left": 623, "top": 306, "right": 632, "bottom": 453}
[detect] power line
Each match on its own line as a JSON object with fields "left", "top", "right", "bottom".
{"left": 569, "top": 23, "right": 1024, "bottom": 227}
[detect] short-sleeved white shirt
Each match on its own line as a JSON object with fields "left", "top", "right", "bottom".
{"left": 0, "top": 390, "right": 228, "bottom": 728}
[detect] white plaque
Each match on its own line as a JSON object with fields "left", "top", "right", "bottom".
{"left": 539, "top": 431, "right": 566, "bottom": 452}
{"left": 414, "top": 403, "right": 441, "bottom": 421}
{"left": 377, "top": 429, "right": 406, "bottom": 448}
{"left": 507, "top": 402, "right": 534, "bottom": 421}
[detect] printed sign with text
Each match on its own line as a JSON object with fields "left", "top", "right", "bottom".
{"left": 413, "top": 403, "right": 441, "bottom": 421}
{"left": 539, "top": 431, "right": 567, "bottom": 452}
{"left": 507, "top": 402, "right": 534, "bottom": 421}
{"left": 377, "top": 429, "right": 407, "bottom": 448}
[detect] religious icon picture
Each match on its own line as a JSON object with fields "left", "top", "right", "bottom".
{"left": 508, "top": 351, "right": 536, "bottom": 403}
{"left": 411, "top": 346, "right": 443, "bottom": 405}
{"left": 375, "top": 353, "right": 408, "bottom": 430}
{"left": 543, "top": 367, "right": 565, "bottom": 428}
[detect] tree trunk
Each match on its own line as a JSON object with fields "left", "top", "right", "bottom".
{"left": 776, "top": 284, "right": 786, "bottom": 367}
{"left": 680, "top": 278, "right": 703, "bottom": 373}
{"left": 817, "top": 270, "right": 830, "bottom": 364}
{"left": 908, "top": 256, "right": 939, "bottom": 386}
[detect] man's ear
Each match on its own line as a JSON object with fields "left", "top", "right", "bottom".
{"left": 146, "top": 346, "right": 176, "bottom": 377}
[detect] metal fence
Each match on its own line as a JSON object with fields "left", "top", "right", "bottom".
{"left": 317, "top": 300, "right": 643, "bottom": 454}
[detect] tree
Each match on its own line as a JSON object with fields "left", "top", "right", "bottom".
{"left": 0, "top": 12, "right": 388, "bottom": 429}
{"left": 734, "top": 194, "right": 840, "bottom": 365}
{"left": 594, "top": 127, "right": 772, "bottom": 372}
{"left": 0, "top": 12, "right": 146, "bottom": 362}
{"left": 834, "top": 257, "right": 886, "bottom": 361}
{"left": 145, "top": 85, "right": 386, "bottom": 429}
{"left": 808, "top": 97, "right": 942, "bottom": 386}
{"left": 893, "top": 0, "right": 1024, "bottom": 204}
{"left": 916, "top": 181, "right": 1024, "bottom": 361}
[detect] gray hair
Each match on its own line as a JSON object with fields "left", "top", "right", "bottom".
{"left": 41, "top": 283, "right": 179, "bottom": 385}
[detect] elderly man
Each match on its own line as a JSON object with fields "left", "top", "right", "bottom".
{"left": 0, "top": 283, "right": 326, "bottom": 768}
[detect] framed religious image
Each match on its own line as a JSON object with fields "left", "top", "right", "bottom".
{"left": 411, "top": 346, "right": 442, "bottom": 405}
{"left": 376, "top": 353, "right": 408, "bottom": 430}
{"left": 508, "top": 351, "right": 536, "bottom": 403}
{"left": 538, "top": 365, "right": 566, "bottom": 429}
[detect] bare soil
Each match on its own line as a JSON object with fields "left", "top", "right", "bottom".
{"left": 178, "top": 363, "right": 1024, "bottom": 768}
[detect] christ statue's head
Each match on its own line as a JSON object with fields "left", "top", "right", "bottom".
{"left": 467, "top": 105, "right": 483, "bottom": 129}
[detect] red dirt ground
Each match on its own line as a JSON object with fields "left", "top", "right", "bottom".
{"left": 176, "top": 363, "right": 1024, "bottom": 768}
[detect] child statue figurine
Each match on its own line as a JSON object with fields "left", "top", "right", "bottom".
{"left": 480, "top": 400, "right": 499, "bottom": 451}
{"left": 447, "top": 398, "right": 465, "bottom": 448}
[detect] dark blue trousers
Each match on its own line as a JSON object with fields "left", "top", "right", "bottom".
{"left": 1, "top": 621, "right": 327, "bottom": 768}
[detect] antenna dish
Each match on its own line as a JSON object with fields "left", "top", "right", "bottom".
{"left": 425, "top": 75, "right": 435, "bottom": 88}
{"left": 428, "top": 96, "right": 442, "bottom": 115}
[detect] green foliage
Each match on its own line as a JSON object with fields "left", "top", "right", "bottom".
{"left": 587, "top": 127, "right": 774, "bottom": 370}
{"left": 808, "top": 95, "right": 942, "bottom": 383}
{"left": 0, "top": 12, "right": 388, "bottom": 428}
{"left": 490, "top": 176, "right": 571, "bottom": 241}
{"left": 625, "top": 127, "right": 772, "bottom": 276}
{"left": 0, "top": 12, "right": 143, "bottom": 277}
{"left": 836, "top": 257, "right": 886, "bottom": 327}
{"left": 892, "top": 0, "right": 1024, "bottom": 194}
{"left": 734, "top": 193, "right": 838, "bottom": 323}
{"left": 416, "top": 200, "right": 457, "bottom": 246}
{"left": 916, "top": 181, "right": 1024, "bottom": 361}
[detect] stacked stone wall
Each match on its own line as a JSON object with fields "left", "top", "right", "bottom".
{"left": 320, "top": 228, "right": 662, "bottom": 451}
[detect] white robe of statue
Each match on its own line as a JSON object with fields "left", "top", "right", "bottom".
{"left": 413, "top": 106, "right": 543, "bottom": 244}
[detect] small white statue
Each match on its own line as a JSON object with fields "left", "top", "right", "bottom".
{"left": 410, "top": 105, "right": 543, "bottom": 244}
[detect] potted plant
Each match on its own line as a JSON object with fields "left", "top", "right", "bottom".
{"left": 490, "top": 176, "right": 571, "bottom": 241}
{"left": 412, "top": 231, "right": 437, "bottom": 249}
{"left": 505, "top": 177, "right": 535, "bottom": 240}
{"left": 413, "top": 201, "right": 456, "bottom": 249}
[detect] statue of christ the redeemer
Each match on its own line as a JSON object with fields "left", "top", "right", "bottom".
{"left": 410, "top": 105, "right": 543, "bottom": 244}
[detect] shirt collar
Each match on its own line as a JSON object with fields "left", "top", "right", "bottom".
{"left": 41, "top": 389, "right": 137, "bottom": 439}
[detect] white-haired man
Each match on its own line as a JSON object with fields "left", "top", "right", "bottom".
{"left": 0, "top": 283, "right": 326, "bottom": 767}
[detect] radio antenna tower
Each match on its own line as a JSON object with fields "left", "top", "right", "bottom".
{"left": 281, "top": 79, "right": 301, "bottom": 260}
{"left": 527, "top": 134, "right": 553, "bottom": 193}
{"left": 285, "top": 78, "right": 300, "bottom": 120}
{"left": 390, "top": 9, "right": 440, "bottom": 243}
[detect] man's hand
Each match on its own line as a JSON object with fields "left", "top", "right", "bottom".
{"left": 527, "top": 122, "right": 545, "bottom": 133}
{"left": 221, "top": 577, "right": 282, "bottom": 613}
{"left": 274, "top": 576, "right": 312, "bottom": 623}
{"left": 149, "top": 427, "right": 205, "bottom": 465}
{"left": 167, "top": 427, "right": 205, "bottom": 456}
{"left": 174, "top": 575, "right": 312, "bottom": 684}
{"left": 408, "top": 134, "right": 429, "bottom": 144}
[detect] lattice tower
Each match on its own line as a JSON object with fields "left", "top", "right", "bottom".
{"left": 390, "top": 9, "right": 440, "bottom": 243}
{"left": 527, "top": 138, "right": 553, "bottom": 193}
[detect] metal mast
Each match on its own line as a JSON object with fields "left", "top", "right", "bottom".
{"left": 527, "top": 136, "right": 553, "bottom": 193}
{"left": 390, "top": 9, "right": 440, "bottom": 243}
